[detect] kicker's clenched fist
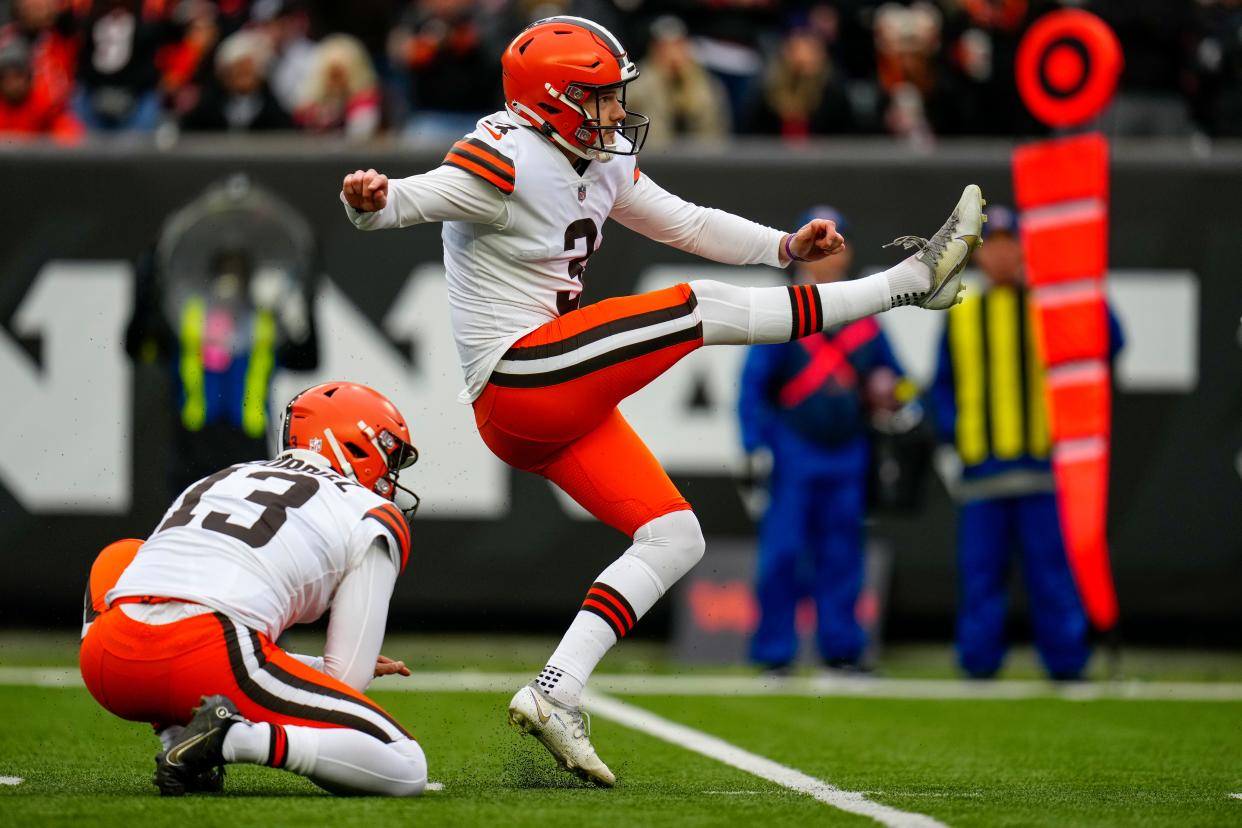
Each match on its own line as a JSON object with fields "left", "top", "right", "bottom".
{"left": 342, "top": 168, "right": 389, "bottom": 212}
{"left": 785, "top": 218, "right": 846, "bottom": 263}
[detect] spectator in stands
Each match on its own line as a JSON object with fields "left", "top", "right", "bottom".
{"left": 3, "top": 0, "right": 78, "bottom": 112}
{"left": 872, "top": 1, "right": 966, "bottom": 141}
{"left": 0, "top": 32, "right": 82, "bottom": 141}
{"left": 626, "top": 15, "right": 729, "bottom": 149}
{"left": 155, "top": 0, "right": 220, "bottom": 120}
{"left": 943, "top": 0, "right": 1038, "bottom": 136}
{"left": 74, "top": 0, "right": 172, "bottom": 131}
{"left": 818, "top": 0, "right": 880, "bottom": 84}
{"left": 260, "top": 0, "right": 316, "bottom": 116}
{"left": 1189, "top": 0, "right": 1242, "bottom": 137}
{"left": 1089, "top": 0, "right": 1199, "bottom": 137}
{"left": 747, "top": 18, "right": 856, "bottom": 139}
{"left": 929, "top": 206, "right": 1123, "bottom": 681}
{"left": 389, "top": 0, "right": 500, "bottom": 140}
{"left": 296, "top": 33, "right": 381, "bottom": 138}
{"left": 181, "top": 28, "right": 292, "bottom": 131}
{"left": 304, "top": 0, "right": 395, "bottom": 68}
{"left": 669, "top": 0, "right": 782, "bottom": 133}
{"left": 738, "top": 206, "right": 910, "bottom": 675}
{"left": 207, "top": 0, "right": 252, "bottom": 37}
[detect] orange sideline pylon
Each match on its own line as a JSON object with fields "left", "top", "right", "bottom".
{"left": 1013, "top": 133, "right": 1118, "bottom": 630}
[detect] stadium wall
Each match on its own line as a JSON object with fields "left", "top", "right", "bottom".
{"left": 0, "top": 140, "right": 1237, "bottom": 645}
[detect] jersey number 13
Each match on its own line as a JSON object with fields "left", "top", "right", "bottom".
{"left": 156, "top": 468, "right": 319, "bottom": 549}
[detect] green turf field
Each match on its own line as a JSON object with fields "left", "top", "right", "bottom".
{"left": 2, "top": 636, "right": 1241, "bottom": 826}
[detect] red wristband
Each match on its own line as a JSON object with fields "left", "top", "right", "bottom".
{"left": 784, "top": 234, "right": 810, "bottom": 263}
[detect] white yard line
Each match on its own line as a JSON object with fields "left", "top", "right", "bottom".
{"left": 1230, "top": 793, "right": 1242, "bottom": 801}
{"left": 425, "top": 782, "right": 444, "bottom": 792}
{"left": 0, "top": 776, "right": 23, "bottom": 785}
{"left": 5, "top": 667, "right": 1242, "bottom": 701}
{"left": 0, "top": 668, "right": 83, "bottom": 688}
{"left": 585, "top": 690, "right": 946, "bottom": 828}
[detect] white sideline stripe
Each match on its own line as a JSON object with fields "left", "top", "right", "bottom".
{"left": 1231, "top": 793, "right": 1242, "bottom": 801}
{"left": 582, "top": 675, "right": 1242, "bottom": 702}
{"left": 426, "top": 781, "right": 444, "bottom": 792}
{"left": 5, "top": 667, "right": 1242, "bottom": 701}
{"left": 0, "top": 668, "right": 81, "bottom": 687}
{"left": 376, "top": 672, "right": 1242, "bottom": 702}
{"left": 585, "top": 691, "right": 946, "bottom": 828}
{"left": 0, "top": 776, "right": 23, "bottom": 785}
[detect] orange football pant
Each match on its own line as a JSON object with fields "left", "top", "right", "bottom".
{"left": 79, "top": 539, "right": 409, "bottom": 742}
{"left": 80, "top": 608, "right": 410, "bottom": 741}
{"left": 474, "top": 284, "right": 702, "bottom": 536}
{"left": 84, "top": 538, "right": 143, "bottom": 615}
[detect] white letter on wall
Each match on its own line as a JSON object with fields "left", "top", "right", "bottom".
{"left": 0, "top": 262, "right": 132, "bottom": 512}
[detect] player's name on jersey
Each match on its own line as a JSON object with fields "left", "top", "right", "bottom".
{"left": 261, "top": 454, "right": 360, "bottom": 493}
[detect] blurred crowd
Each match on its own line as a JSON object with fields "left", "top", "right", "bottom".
{"left": 1, "top": 0, "right": 1240, "bottom": 146}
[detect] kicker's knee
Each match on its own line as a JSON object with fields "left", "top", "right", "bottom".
{"left": 629, "top": 510, "right": 705, "bottom": 590}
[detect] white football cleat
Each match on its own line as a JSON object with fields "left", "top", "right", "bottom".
{"left": 886, "top": 184, "right": 987, "bottom": 310}
{"left": 508, "top": 682, "right": 616, "bottom": 787}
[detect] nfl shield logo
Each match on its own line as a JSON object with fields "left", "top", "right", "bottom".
{"left": 578, "top": 184, "right": 587, "bottom": 202}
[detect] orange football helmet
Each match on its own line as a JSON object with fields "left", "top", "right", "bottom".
{"left": 280, "top": 382, "right": 420, "bottom": 519}
{"left": 502, "top": 16, "right": 649, "bottom": 161}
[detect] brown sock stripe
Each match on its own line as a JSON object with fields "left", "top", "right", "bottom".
{"left": 799, "top": 285, "right": 818, "bottom": 333}
{"left": 581, "top": 598, "right": 627, "bottom": 638}
{"left": 787, "top": 286, "right": 802, "bottom": 340}
{"left": 588, "top": 582, "right": 636, "bottom": 628}
{"left": 581, "top": 581, "right": 637, "bottom": 639}
{"left": 809, "top": 284, "right": 824, "bottom": 332}
{"left": 268, "top": 723, "right": 288, "bottom": 768}
{"left": 799, "top": 286, "right": 816, "bottom": 338}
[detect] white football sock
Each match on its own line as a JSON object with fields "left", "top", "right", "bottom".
{"left": 221, "top": 720, "right": 270, "bottom": 763}
{"left": 222, "top": 721, "right": 427, "bottom": 797}
{"left": 882, "top": 254, "right": 934, "bottom": 307}
{"left": 689, "top": 259, "right": 931, "bottom": 346}
{"left": 539, "top": 511, "right": 705, "bottom": 708}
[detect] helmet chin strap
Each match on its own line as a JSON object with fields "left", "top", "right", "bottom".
{"left": 321, "top": 427, "right": 356, "bottom": 481}
{"left": 355, "top": 419, "right": 412, "bottom": 500}
{"left": 507, "top": 98, "right": 616, "bottom": 163}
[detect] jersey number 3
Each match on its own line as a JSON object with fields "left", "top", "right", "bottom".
{"left": 557, "top": 218, "right": 598, "bottom": 315}
{"left": 157, "top": 468, "right": 318, "bottom": 548}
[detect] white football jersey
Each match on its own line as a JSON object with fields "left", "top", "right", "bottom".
{"left": 438, "top": 113, "right": 640, "bottom": 400}
{"left": 345, "top": 110, "right": 786, "bottom": 402}
{"left": 108, "top": 450, "right": 411, "bottom": 641}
